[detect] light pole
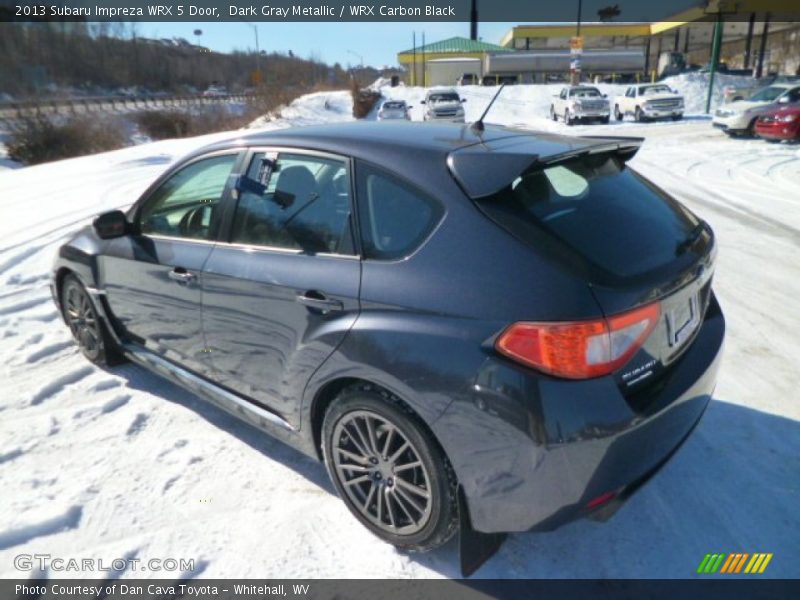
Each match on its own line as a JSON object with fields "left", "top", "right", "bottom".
{"left": 247, "top": 24, "right": 262, "bottom": 87}
{"left": 571, "top": 0, "right": 583, "bottom": 84}
{"left": 347, "top": 49, "right": 364, "bottom": 69}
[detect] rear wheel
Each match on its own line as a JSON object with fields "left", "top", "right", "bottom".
{"left": 550, "top": 105, "right": 557, "bottom": 121}
{"left": 322, "top": 385, "right": 458, "bottom": 552}
{"left": 61, "top": 274, "right": 124, "bottom": 366}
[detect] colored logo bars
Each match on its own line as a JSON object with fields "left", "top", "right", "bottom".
{"left": 697, "top": 553, "right": 773, "bottom": 574}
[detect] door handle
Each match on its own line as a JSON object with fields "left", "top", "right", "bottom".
{"left": 296, "top": 291, "right": 343, "bottom": 313}
{"left": 168, "top": 267, "right": 197, "bottom": 284}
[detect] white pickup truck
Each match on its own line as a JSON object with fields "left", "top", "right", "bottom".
{"left": 613, "top": 84, "right": 684, "bottom": 122}
{"left": 550, "top": 86, "right": 610, "bottom": 125}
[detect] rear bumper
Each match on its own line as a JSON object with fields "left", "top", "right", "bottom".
{"left": 433, "top": 294, "right": 725, "bottom": 533}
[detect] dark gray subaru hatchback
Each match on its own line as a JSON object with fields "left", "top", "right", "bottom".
{"left": 52, "top": 122, "right": 724, "bottom": 563}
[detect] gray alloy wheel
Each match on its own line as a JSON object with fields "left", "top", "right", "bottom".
{"left": 322, "top": 386, "right": 458, "bottom": 551}
{"left": 332, "top": 409, "right": 433, "bottom": 535}
{"left": 61, "top": 274, "right": 124, "bottom": 366}
{"left": 63, "top": 277, "right": 102, "bottom": 362}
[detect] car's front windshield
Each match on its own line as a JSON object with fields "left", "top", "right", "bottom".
{"left": 383, "top": 102, "right": 404, "bottom": 109}
{"left": 572, "top": 88, "right": 601, "bottom": 98}
{"left": 429, "top": 93, "right": 459, "bottom": 103}
{"left": 749, "top": 86, "right": 786, "bottom": 102}
{"left": 641, "top": 85, "right": 671, "bottom": 95}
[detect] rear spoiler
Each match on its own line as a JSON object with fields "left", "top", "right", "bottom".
{"left": 448, "top": 136, "right": 643, "bottom": 199}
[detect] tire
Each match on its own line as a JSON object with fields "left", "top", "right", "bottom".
{"left": 601, "top": 116, "right": 610, "bottom": 124}
{"left": 61, "top": 274, "right": 124, "bottom": 366}
{"left": 322, "top": 384, "right": 458, "bottom": 552}
{"left": 635, "top": 106, "right": 646, "bottom": 122}
{"left": 745, "top": 118, "right": 758, "bottom": 137}
{"left": 564, "top": 108, "right": 574, "bottom": 126}
{"left": 550, "top": 105, "right": 557, "bottom": 121}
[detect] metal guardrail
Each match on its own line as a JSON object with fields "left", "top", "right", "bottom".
{"left": 0, "top": 93, "right": 257, "bottom": 123}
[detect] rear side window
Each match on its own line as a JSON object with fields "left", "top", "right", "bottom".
{"left": 356, "top": 164, "right": 443, "bottom": 260}
{"left": 475, "top": 154, "right": 698, "bottom": 278}
{"left": 231, "top": 152, "right": 354, "bottom": 255}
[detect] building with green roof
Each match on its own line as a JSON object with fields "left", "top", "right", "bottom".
{"left": 397, "top": 36, "right": 511, "bottom": 85}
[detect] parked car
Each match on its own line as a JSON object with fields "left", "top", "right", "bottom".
{"left": 202, "top": 85, "right": 227, "bottom": 97}
{"left": 377, "top": 100, "right": 411, "bottom": 121}
{"left": 551, "top": 86, "right": 611, "bottom": 125}
{"left": 52, "top": 122, "right": 723, "bottom": 557}
{"left": 713, "top": 83, "right": 800, "bottom": 136}
{"left": 614, "top": 83, "right": 685, "bottom": 122}
{"left": 755, "top": 104, "right": 800, "bottom": 142}
{"left": 420, "top": 88, "right": 466, "bottom": 122}
{"left": 457, "top": 73, "right": 478, "bottom": 86}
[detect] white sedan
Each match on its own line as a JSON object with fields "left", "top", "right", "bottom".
{"left": 377, "top": 100, "right": 411, "bottom": 121}
{"left": 713, "top": 83, "right": 800, "bottom": 136}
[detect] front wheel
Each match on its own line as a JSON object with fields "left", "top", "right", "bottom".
{"left": 614, "top": 105, "right": 623, "bottom": 121}
{"left": 635, "top": 106, "right": 646, "bottom": 122}
{"left": 564, "top": 108, "right": 574, "bottom": 126}
{"left": 322, "top": 385, "right": 458, "bottom": 552}
{"left": 61, "top": 274, "right": 124, "bottom": 366}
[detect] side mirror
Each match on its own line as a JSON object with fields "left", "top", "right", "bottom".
{"left": 602, "top": 93, "right": 608, "bottom": 98}
{"left": 93, "top": 210, "right": 129, "bottom": 239}
{"left": 777, "top": 95, "right": 790, "bottom": 103}
{"left": 461, "top": 98, "right": 467, "bottom": 103}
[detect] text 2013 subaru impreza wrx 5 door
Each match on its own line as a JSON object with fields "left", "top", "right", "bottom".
{"left": 52, "top": 122, "right": 724, "bottom": 556}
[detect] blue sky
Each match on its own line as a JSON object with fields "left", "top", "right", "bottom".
{"left": 137, "top": 22, "right": 518, "bottom": 67}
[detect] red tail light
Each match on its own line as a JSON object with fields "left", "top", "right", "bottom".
{"left": 495, "top": 302, "right": 661, "bottom": 379}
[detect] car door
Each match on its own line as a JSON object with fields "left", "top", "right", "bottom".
{"left": 101, "top": 150, "right": 242, "bottom": 375}
{"left": 201, "top": 148, "right": 361, "bottom": 427}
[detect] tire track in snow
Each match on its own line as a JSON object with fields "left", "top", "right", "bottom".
{"left": 0, "top": 505, "right": 83, "bottom": 551}
{"left": 30, "top": 366, "right": 94, "bottom": 406}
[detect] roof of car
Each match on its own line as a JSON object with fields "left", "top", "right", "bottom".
{"left": 198, "top": 121, "right": 596, "bottom": 157}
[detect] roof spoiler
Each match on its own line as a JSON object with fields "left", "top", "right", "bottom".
{"left": 448, "top": 136, "right": 644, "bottom": 199}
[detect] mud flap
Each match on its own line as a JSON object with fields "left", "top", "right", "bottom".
{"left": 458, "top": 486, "right": 507, "bottom": 577}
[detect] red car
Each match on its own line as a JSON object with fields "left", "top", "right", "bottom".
{"left": 755, "top": 105, "right": 800, "bottom": 141}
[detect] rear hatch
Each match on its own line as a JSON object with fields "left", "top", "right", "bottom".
{"left": 449, "top": 133, "right": 716, "bottom": 393}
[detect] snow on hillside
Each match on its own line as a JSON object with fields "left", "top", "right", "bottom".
{"left": 0, "top": 84, "right": 798, "bottom": 579}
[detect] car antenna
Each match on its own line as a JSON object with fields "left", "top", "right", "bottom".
{"left": 471, "top": 84, "right": 505, "bottom": 135}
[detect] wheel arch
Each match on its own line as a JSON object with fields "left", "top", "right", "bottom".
{"left": 309, "top": 377, "right": 451, "bottom": 467}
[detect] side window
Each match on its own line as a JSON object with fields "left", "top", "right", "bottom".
{"left": 138, "top": 154, "right": 237, "bottom": 240}
{"left": 231, "top": 152, "right": 354, "bottom": 255}
{"left": 561, "top": 89, "right": 567, "bottom": 99}
{"left": 787, "top": 88, "right": 800, "bottom": 103}
{"left": 356, "top": 163, "right": 443, "bottom": 260}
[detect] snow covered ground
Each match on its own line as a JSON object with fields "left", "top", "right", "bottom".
{"left": 0, "top": 81, "right": 798, "bottom": 580}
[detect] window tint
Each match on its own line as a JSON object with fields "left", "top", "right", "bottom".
{"left": 475, "top": 154, "right": 698, "bottom": 278}
{"left": 139, "top": 154, "right": 237, "bottom": 240}
{"left": 231, "top": 152, "right": 354, "bottom": 255}
{"left": 356, "top": 164, "right": 443, "bottom": 260}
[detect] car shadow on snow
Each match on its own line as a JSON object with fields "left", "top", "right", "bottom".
{"left": 102, "top": 365, "right": 800, "bottom": 579}
{"left": 110, "top": 362, "right": 336, "bottom": 495}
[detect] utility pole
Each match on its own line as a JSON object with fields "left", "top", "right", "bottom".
{"left": 422, "top": 31, "right": 426, "bottom": 87}
{"left": 755, "top": 13, "right": 771, "bottom": 79}
{"left": 570, "top": 0, "right": 583, "bottom": 84}
{"left": 705, "top": 14, "right": 724, "bottom": 114}
{"left": 412, "top": 31, "right": 416, "bottom": 86}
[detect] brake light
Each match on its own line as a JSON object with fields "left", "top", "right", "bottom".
{"left": 495, "top": 302, "right": 661, "bottom": 379}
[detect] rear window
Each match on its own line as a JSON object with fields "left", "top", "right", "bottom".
{"left": 475, "top": 154, "right": 698, "bottom": 278}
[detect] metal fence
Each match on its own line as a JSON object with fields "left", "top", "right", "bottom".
{"left": 0, "top": 93, "right": 256, "bottom": 125}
